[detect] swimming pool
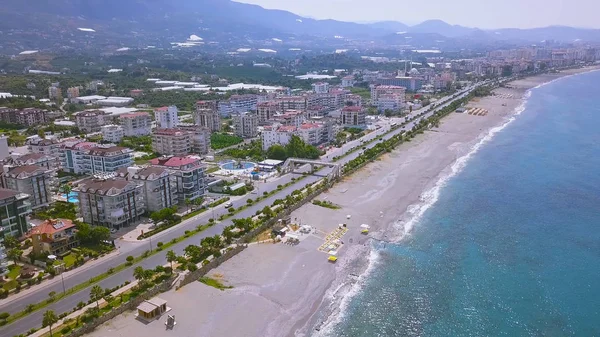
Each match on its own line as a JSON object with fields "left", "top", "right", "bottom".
{"left": 62, "top": 192, "right": 79, "bottom": 203}
{"left": 220, "top": 161, "right": 256, "bottom": 171}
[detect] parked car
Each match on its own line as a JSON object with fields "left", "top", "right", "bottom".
{"left": 224, "top": 201, "right": 233, "bottom": 208}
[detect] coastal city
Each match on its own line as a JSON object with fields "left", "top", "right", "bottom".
{"left": 1, "top": 1, "right": 600, "bottom": 335}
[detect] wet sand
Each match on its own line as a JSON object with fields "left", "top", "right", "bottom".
{"left": 86, "top": 67, "right": 600, "bottom": 337}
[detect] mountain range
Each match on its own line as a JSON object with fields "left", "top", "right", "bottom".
{"left": 1, "top": 0, "right": 599, "bottom": 53}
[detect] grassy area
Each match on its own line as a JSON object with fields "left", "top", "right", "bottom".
{"left": 63, "top": 254, "right": 78, "bottom": 268}
{"left": 7, "top": 264, "right": 21, "bottom": 280}
{"left": 210, "top": 133, "right": 243, "bottom": 150}
{"left": 199, "top": 277, "right": 233, "bottom": 291}
{"left": 206, "top": 166, "right": 220, "bottom": 174}
{"left": 2, "top": 279, "right": 18, "bottom": 291}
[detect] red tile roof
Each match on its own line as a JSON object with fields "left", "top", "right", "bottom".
{"left": 149, "top": 156, "right": 199, "bottom": 167}
{"left": 28, "top": 219, "right": 76, "bottom": 236}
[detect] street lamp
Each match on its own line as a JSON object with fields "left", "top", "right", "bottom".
{"left": 54, "top": 264, "right": 66, "bottom": 293}
{"left": 149, "top": 235, "right": 153, "bottom": 252}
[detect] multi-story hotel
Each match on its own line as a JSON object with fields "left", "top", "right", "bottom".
{"left": 152, "top": 129, "right": 192, "bottom": 156}
{"left": 0, "top": 188, "right": 32, "bottom": 238}
{"left": 75, "top": 110, "right": 110, "bottom": 133}
{"left": 341, "top": 106, "right": 367, "bottom": 128}
{"left": 149, "top": 156, "right": 206, "bottom": 203}
{"left": 0, "top": 108, "right": 46, "bottom": 127}
{"left": 232, "top": 112, "right": 259, "bottom": 138}
{"left": 257, "top": 101, "right": 279, "bottom": 124}
{"left": 275, "top": 96, "right": 307, "bottom": 111}
{"left": 0, "top": 165, "right": 57, "bottom": 210}
{"left": 27, "top": 138, "right": 61, "bottom": 157}
{"left": 193, "top": 101, "right": 221, "bottom": 132}
{"left": 117, "top": 166, "right": 177, "bottom": 213}
{"left": 101, "top": 124, "right": 124, "bottom": 143}
{"left": 9, "top": 153, "right": 58, "bottom": 170}
{"left": 119, "top": 112, "right": 151, "bottom": 136}
{"left": 154, "top": 106, "right": 179, "bottom": 129}
{"left": 74, "top": 177, "right": 145, "bottom": 229}
{"left": 218, "top": 95, "right": 259, "bottom": 117}
{"left": 59, "top": 141, "right": 133, "bottom": 174}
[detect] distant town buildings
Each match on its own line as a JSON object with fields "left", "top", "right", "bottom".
{"left": 116, "top": 166, "right": 177, "bottom": 213}
{"left": 218, "top": 95, "right": 260, "bottom": 117}
{"left": 0, "top": 108, "right": 46, "bottom": 127}
{"left": 152, "top": 127, "right": 210, "bottom": 156}
{"left": 371, "top": 85, "right": 406, "bottom": 112}
{"left": 48, "top": 86, "right": 62, "bottom": 101}
{"left": 27, "top": 138, "right": 61, "bottom": 157}
{"left": 257, "top": 101, "right": 279, "bottom": 124}
{"left": 67, "top": 87, "right": 80, "bottom": 99}
{"left": 75, "top": 110, "right": 110, "bottom": 133}
{"left": 341, "top": 76, "right": 355, "bottom": 88}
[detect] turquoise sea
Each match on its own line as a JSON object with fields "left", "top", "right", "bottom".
{"left": 324, "top": 71, "right": 600, "bottom": 337}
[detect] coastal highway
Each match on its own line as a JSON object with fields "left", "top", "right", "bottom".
{"left": 0, "top": 83, "right": 484, "bottom": 337}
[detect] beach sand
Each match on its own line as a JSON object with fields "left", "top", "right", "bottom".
{"left": 86, "top": 67, "right": 600, "bottom": 337}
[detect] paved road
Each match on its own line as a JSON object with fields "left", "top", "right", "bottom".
{"left": 0, "top": 83, "right": 484, "bottom": 337}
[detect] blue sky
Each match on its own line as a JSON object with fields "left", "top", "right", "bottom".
{"left": 235, "top": 0, "right": 598, "bottom": 29}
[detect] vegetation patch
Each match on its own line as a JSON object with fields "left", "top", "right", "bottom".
{"left": 312, "top": 200, "right": 341, "bottom": 210}
{"left": 199, "top": 277, "right": 233, "bottom": 291}
{"left": 211, "top": 133, "right": 243, "bottom": 150}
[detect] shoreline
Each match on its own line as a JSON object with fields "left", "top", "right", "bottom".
{"left": 85, "top": 66, "right": 600, "bottom": 337}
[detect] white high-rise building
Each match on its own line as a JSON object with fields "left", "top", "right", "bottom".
{"left": 155, "top": 106, "right": 179, "bottom": 129}
{"left": 232, "top": 112, "right": 259, "bottom": 138}
{"left": 311, "top": 82, "right": 330, "bottom": 94}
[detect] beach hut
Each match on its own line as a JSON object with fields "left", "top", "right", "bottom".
{"left": 136, "top": 297, "right": 168, "bottom": 322}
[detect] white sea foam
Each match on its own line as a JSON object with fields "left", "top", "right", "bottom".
{"left": 312, "top": 246, "right": 381, "bottom": 337}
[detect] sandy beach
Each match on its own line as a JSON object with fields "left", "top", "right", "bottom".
{"left": 86, "top": 67, "right": 600, "bottom": 337}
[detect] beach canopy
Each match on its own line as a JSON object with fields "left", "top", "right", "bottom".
{"left": 346, "top": 215, "right": 352, "bottom": 219}
{"left": 360, "top": 224, "right": 370, "bottom": 229}
{"left": 329, "top": 251, "right": 338, "bottom": 256}
{"left": 47, "top": 255, "right": 57, "bottom": 260}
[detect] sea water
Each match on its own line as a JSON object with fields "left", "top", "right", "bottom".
{"left": 322, "top": 70, "right": 600, "bottom": 337}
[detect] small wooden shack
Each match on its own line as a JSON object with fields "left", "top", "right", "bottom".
{"left": 136, "top": 297, "right": 168, "bottom": 322}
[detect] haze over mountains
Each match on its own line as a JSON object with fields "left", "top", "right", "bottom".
{"left": 1, "top": 0, "right": 600, "bottom": 53}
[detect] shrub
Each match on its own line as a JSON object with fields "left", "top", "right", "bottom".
{"left": 187, "top": 263, "right": 198, "bottom": 272}
{"left": 208, "top": 218, "right": 214, "bottom": 223}
{"left": 107, "top": 267, "right": 114, "bottom": 274}
{"left": 277, "top": 184, "right": 282, "bottom": 189}
{"left": 126, "top": 256, "right": 134, "bottom": 264}
{"left": 156, "top": 242, "right": 163, "bottom": 248}
{"left": 61, "top": 326, "right": 72, "bottom": 334}
{"left": 0, "top": 312, "right": 9, "bottom": 320}
{"left": 0, "top": 320, "right": 6, "bottom": 326}
{"left": 164, "top": 266, "right": 173, "bottom": 274}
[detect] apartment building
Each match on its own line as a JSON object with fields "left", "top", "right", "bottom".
{"left": 275, "top": 96, "right": 307, "bottom": 111}
{"left": 177, "top": 125, "right": 211, "bottom": 155}
{"left": 149, "top": 156, "right": 206, "bottom": 203}
{"left": 75, "top": 177, "right": 145, "bottom": 229}
{"left": 0, "top": 108, "right": 46, "bottom": 127}
{"left": 376, "top": 77, "right": 422, "bottom": 91}
{"left": 341, "top": 106, "right": 367, "bottom": 128}
{"left": 89, "top": 146, "right": 134, "bottom": 173}
{"left": 341, "top": 75, "right": 355, "bottom": 88}
{"left": 59, "top": 141, "right": 98, "bottom": 174}
{"left": 59, "top": 141, "right": 133, "bottom": 174}
{"left": 232, "top": 112, "right": 259, "bottom": 138}
{"left": 67, "top": 87, "right": 80, "bottom": 99}
{"left": 257, "top": 101, "right": 279, "bottom": 124}
{"left": 75, "top": 110, "right": 110, "bottom": 133}
{"left": 311, "top": 82, "right": 330, "bottom": 94}
{"left": 26, "top": 219, "right": 79, "bottom": 256}
{"left": 101, "top": 124, "right": 124, "bottom": 143}
{"left": 0, "top": 165, "right": 57, "bottom": 210}
{"left": 261, "top": 124, "right": 295, "bottom": 150}
{"left": 27, "top": 138, "right": 61, "bottom": 157}
{"left": 154, "top": 106, "right": 179, "bottom": 129}
{"left": 195, "top": 100, "right": 218, "bottom": 111}
{"left": 193, "top": 107, "right": 221, "bottom": 132}
{"left": 119, "top": 112, "right": 151, "bottom": 136}
{"left": 272, "top": 110, "right": 306, "bottom": 128}
{"left": 9, "top": 153, "right": 58, "bottom": 170}
{"left": 371, "top": 85, "right": 406, "bottom": 112}
{"left": 117, "top": 166, "right": 177, "bottom": 213}
{"left": 218, "top": 95, "right": 259, "bottom": 117}
{"left": 307, "top": 94, "right": 337, "bottom": 112}
{"left": 152, "top": 129, "right": 192, "bottom": 156}
{"left": 344, "top": 94, "right": 363, "bottom": 108}
{"left": 48, "top": 86, "right": 62, "bottom": 100}
{"left": 0, "top": 188, "right": 32, "bottom": 239}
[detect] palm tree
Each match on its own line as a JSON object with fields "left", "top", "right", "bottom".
{"left": 60, "top": 184, "right": 72, "bottom": 201}
{"left": 90, "top": 285, "right": 104, "bottom": 309}
{"left": 184, "top": 198, "right": 192, "bottom": 212}
{"left": 166, "top": 250, "right": 176, "bottom": 269}
{"left": 42, "top": 310, "right": 58, "bottom": 337}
